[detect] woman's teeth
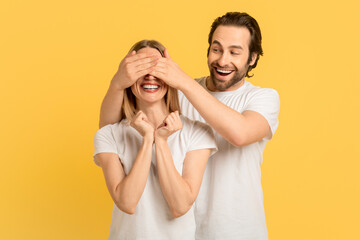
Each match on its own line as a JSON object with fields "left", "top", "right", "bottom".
{"left": 142, "top": 85, "right": 159, "bottom": 90}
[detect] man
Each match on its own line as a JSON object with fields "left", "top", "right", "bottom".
{"left": 99, "top": 12, "right": 280, "bottom": 240}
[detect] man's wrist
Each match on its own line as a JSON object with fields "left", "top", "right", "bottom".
{"left": 179, "top": 76, "right": 197, "bottom": 94}
{"left": 110, "top": 73, "right": 126, "bottom": 91}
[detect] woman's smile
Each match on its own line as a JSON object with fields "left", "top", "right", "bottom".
{"left": 140, "top": 81, "right": 161, "bottom": 93}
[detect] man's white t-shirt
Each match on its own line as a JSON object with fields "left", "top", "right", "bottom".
{"left": 178, "top": 77, "right": 280, "bottom": 240}
{"left": 93, "top": 115, "right": 217, "bottom": 240}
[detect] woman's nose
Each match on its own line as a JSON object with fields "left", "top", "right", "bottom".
{"left": 144, "top": 74, "right": 156, "bottom": 80}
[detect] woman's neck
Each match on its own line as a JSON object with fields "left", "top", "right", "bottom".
{"left": 136, "top": 100, "right": 169, "bottom": 129}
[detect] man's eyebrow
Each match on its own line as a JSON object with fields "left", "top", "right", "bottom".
{"left": 212, "top": 40, "right": 243, "bottom": 50}
{"left": 212, "top": 40, "right": 222, "bottom": 46}
{"left": 229, "top": 45, "right": 243, "bottom": 50}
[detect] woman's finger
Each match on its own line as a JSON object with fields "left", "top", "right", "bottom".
{"left": 171, "top": 111, "right": 182, "bottom": 130}
{"left": 165, "top": 118, "right": 174, "bottom": 132}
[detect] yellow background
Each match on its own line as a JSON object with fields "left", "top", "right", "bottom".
{"left": 1, "top": 0, "right": 359, "bottom": 239}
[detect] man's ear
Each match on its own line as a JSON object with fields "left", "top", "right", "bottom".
{"left": 249, "top": 53, "right": 258, "bottom": 66}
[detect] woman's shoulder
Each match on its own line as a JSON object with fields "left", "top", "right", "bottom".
{"left": 97, "top": 119, "right": 130, "bottom": 137}
{"left": 179, "top": 115, "right": 217, "bottom": 152}
{"left": 180, "top": 115, "right": 212, "bottom": 133}
{"left": 179, "top": 115, "right": 195, "bottom": 129}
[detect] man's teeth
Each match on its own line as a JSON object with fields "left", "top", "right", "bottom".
{"left": 216, "top": 69, "right": 232, "bottom": 74}
{"left": 142, "top": 85, "right": 159, "bottom": 90}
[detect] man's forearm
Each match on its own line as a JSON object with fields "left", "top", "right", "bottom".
{"left": 99, "top": 81, "right": 124, "bottom": 128}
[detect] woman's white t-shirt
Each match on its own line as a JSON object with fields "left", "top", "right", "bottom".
{"left": 94, "top": 115, "right": 217, "bottom": 240}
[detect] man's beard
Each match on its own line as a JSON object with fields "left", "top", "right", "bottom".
{"left": 209, "top": 65, "right": 247, "bottom": 91}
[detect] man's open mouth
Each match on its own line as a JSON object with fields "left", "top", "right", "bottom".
{"left": 215, "top": 68, "right": 234, "bottom": 76}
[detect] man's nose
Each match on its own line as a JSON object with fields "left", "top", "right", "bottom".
{"left": 217, "top": 52, "right": 230, "bottom": 67}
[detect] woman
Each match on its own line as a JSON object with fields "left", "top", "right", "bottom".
{"left": 93, "top": 40, "right": 216, "bottom": 240}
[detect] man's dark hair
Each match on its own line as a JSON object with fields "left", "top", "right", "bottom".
{"left": 208, "top": 12, "right": 263, "bottom": 78}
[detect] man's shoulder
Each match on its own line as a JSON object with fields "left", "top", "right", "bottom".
{"left": 243, "top": 81, "right": 279, "bottom": 98}
{"left": 194, "top": 76, "right": 208, "bottom": 85}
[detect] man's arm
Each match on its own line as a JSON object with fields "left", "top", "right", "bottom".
{"left": 152, "top": 49, "right": 272, "bottom": 147}
{"left": 99, "top": 82, "right": 124, "bottom": 128}
{"left": 181, "top": 80, "right": 270, "bottom": 146}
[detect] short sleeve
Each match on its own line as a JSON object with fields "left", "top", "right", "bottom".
{"left": 187, "top": 120, "right": 217, "bottom": 156}
{"left": 93, "top": 125, "right": 118, "bottom": 166}
{"left": 244, "top": 88, "right": 280, "bottom": 140}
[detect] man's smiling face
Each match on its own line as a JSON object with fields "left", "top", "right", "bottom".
{"left": 207, "top": 25, "right": 256, "bottom": 92}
